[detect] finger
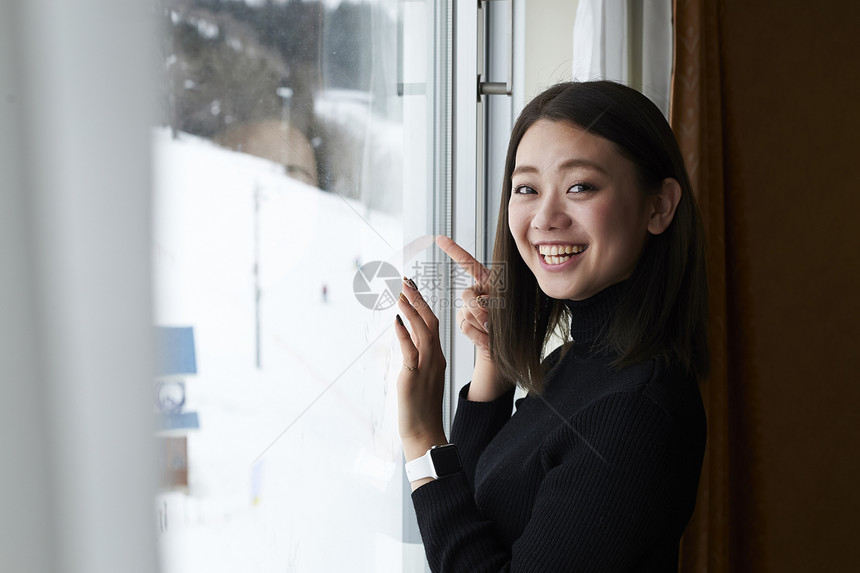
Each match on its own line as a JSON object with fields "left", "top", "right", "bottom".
{"left": 458, "top": 305, "right": 489, "bottom": 336}
{"left": 458, "top": 301, "right": 487, "bottom": 333}
{"left": 394, "top": 314, "right": 419, "bottom": 369}
{"left": 457, "top": 288, "right": 488, "bottom": 329}
{"left": 401, "top": 277, "right": 440, "bottom": 333}
{"left": 435, "top": 235, "right": 491, "bottom": 285}
{"left": 458, "top": 311, "right": 490, "bottom": 347}
{"left": 398, "top": 292, "right": 434, "bottom": 343}
{"left": 463, "top": 323, "right": 489, "bottom": 348}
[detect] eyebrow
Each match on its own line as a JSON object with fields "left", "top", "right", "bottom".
{"left": 512, "top": 158, "right": 608, "bottom": 177}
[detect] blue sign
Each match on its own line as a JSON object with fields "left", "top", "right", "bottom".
{"left": 158, "top": 412, "right": 200, "bottom": 431}
{"left": 155, "top": 327, "right": 197, "bottom": 376}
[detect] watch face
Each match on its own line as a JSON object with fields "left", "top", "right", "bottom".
{"left": 430, "top": 445, "right": 462, "bottom": 476}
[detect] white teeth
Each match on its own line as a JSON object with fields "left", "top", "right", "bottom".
{"left": 545, "top": 255, "right": 571, "bottom": 265}
{"left": 538, "top": 244, "right": 587, "bottom": 256}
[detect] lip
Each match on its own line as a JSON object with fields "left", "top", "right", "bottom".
{"left": 534, "top": 244, "right": 588, "bottom": 272}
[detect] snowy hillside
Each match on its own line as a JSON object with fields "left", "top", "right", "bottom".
{"left": 152, "top": 129, "right": 427, "bottom": 572}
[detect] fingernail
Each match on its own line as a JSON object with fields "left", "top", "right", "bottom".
{"left": 476, "top": 295, "right": 489, "bottom": 308}
{"left": 399, "top": 292, "right": 408, "bottom": 303}
{"left": 396, "top": 314, "right": 404, "bottom": 327}
{"left": 402, "top": 276, "right": 418, "bottom": 290}
{"left": 483, "top": 322, "right": 489, "bottom": 331}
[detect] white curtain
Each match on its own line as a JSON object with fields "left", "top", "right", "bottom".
{"left": 1, "top": 1, "right": 159, "bottom": 572}
{"left": 571, "top": 0, "right": 673, "bottom": 118}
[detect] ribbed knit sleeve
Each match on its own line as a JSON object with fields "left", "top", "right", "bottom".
{"left": 450, "top": 383, "right": 516, "bottom": 487}
{"left": 411, "top": 391, "right": 686, "bottom": 573}
{"left": 412, "top": 471, "right": 511, "bottom": 571}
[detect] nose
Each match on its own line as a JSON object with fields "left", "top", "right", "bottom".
{"left": 531, "top": 191, "right": 571, "bottom": 231}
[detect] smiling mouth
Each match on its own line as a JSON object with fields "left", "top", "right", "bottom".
{"left": 537, "top": 244, "right": 588, "bottom": 265}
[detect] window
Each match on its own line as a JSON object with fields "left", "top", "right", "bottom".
{"left": 153, "top": 1, "right": 452, "bottom": 571}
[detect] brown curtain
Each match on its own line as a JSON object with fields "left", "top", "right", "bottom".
{"left": 670, "top": 1, "right": 729, "bottom": 572}
{"left": 671, "top": 2, "right": 860, "bottom": 572}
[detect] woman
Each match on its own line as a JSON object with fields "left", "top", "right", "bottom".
{"left": 394, "top": 80, "right": 708, "bottom": 572}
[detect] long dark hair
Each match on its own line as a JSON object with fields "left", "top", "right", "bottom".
{"left": 489, "top": 81, "right": 709, "bottom": 392}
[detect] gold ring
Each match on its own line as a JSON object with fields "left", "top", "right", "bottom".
{"left": 403, "top": 364, "right": 417, "bottom": 371}
{"left": 459, "top": 317, "right": 467, "bottom": 331}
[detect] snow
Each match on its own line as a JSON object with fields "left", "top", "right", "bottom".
{"left": 152, "top": 129, "right": 428, "bottom": 572}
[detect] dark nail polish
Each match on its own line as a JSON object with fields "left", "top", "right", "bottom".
{"left": 403, "top": 276, "right": 418, "bottom": 290}
{"left": 396, "top": 314, "right": 404, "bottom": 327}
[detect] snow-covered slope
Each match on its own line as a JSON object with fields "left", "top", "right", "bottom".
{"left": 152, "top": 129, "right": 426, "bottom": 572}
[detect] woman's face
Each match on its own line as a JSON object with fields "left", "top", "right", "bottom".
{"left": 508, "top": 119, "right": 653, "bottom": 301}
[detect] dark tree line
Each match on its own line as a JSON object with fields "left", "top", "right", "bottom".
{"left": 157, "top": 0, "right": 394, "bottom": 200}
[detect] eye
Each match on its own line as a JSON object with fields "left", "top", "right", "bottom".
{"left": 568, "top": 183, "right": 595, "bottom": 194}
{"left": 512, "top": 184, "right": 536, "bottom": 195}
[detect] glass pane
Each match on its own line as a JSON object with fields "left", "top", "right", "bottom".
{"left": 153, "top": 1, "right": 449, "bottom": 571}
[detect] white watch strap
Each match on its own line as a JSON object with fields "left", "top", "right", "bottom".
{"left": 405, "top": 449, "right": 436, "bottom": 482}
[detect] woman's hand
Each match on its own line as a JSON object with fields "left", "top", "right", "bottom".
{"left": 393, "top": 236, "right": 509, "bottom": 488}
{"left": 394, "top": 277, "right": 449, "bottom": 468}
{"left": 435, "top": 236, "right": 509, "bottom": 402}
{"left": 435, "top": 236, "right": 494, "bottom": 362}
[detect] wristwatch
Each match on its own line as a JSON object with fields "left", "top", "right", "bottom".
{"left": 405, "top": 444, "right": 462, "bottom": 482}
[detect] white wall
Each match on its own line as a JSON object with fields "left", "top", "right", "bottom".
{"left": 522, "top": 0, "right": 580, "bottom": 102}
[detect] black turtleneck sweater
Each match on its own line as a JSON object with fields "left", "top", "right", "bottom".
{"left": 410, "top": 283, "right": 706, "bottom": 572}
